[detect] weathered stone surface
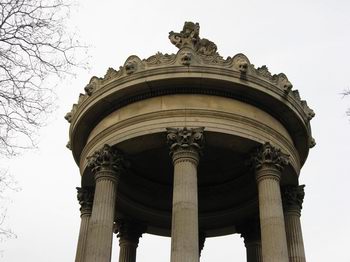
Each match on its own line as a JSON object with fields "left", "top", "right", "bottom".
{"left": 68, "top": 22, "right": 314, "bottom": 262}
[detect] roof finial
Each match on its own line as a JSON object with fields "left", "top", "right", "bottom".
{"left": 169, "top": 22, "right": 217, "bottom": 56}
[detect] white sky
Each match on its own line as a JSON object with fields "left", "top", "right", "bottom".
{"left": 2, "top": 0, "right": 350, "bottom": 261}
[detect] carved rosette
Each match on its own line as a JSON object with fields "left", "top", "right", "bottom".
{"left": 87, "top": 144, "right": 126, "bottom": 176}
{"left": 282, "top": 185, "right": 305, "bottom": 214}
{"left": 115, "top": 219, "right": 146, "bottom": 245}
{"left": 250, "top": 142, "right": 290, "bottom": 172}
{"left": 76, "top": 187, "right": 94, "bottom": 215}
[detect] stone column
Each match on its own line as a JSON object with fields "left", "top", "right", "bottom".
{"left": 75, "top": 187, "right": 94, "bottom": 262}
{"left": 282, "top": 185, "right": 306, "bottom": 262}
{"left": 199, "top": 232, "right": 206, "bottom": 258}
{"left": 166, "top": 127, "right": 204, "bottom": 262}
{"left": 250, "top": 142, "right": 290, "bottom": 262}
{"left": 85, "top": 144, "right": 126, "bottom": 262}
{"left": 115, "top": 220, "right": 145, "bottom": 262}
{"left": 239, "top": 219, "right": 262, "bottom": 262}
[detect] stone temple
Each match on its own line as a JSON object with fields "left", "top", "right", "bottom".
{"left": 65, "top": 22, "right": 315, "bottom": 262}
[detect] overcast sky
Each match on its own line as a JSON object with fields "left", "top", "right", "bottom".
{"left": 1, "top": 0, "right": 350, "bottom": 261}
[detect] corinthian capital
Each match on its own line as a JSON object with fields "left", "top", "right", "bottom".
{"left": 166, "top": 127, "right": 204, "bottom": 155}
{"left": 115, "top": 219, "right": 146, "bottom": 244}
{"left": 282, "top": 185, "right": 305, "bottom": 211}
{"left": 76, "top": 186, "right": 94, "bottom": 213}
{"left": 87, "top": 144, "right": 125, "bottom": 173}
{"left": 250, "top": 142, "right": 289, "bottom": 171}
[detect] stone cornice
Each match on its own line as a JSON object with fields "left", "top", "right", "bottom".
{"left": 87, "top": 144, "right": 126, "bottom": 174}
{"left": 65, "top": 22, "right": 315, "bottom": 132}
{"left": 250, "top": 142, "right": 290, "bottom": 171}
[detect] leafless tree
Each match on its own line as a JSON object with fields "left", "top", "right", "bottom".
{"left": 0, "top": 0, "right": 86, "bottom": 241}
{"left": 0, "top": 0, "right": 85, "bottom": 156}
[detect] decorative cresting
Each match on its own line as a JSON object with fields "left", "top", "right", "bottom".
{"left": 84, "top": 144, "right": 126, "bottom": 262}
{"left": 75, "top": 187, "right": 94, "bottom": 262}
{"left": 87, "top": 144, "right": 126, "bottom": 175}
{"left": 282, "top": 185, "right": 306, "bottom": 262}
{"left": 65, "top": 22, "right": 315, "bottom": 139}
{"left": 166, "top": 127, "right": 204, "bottom": 262}
{"left": 115, "top": 219, "right": 146, "bottom": 262}
{"left": 250, "top": 142, "right": 290, "bottom": 262}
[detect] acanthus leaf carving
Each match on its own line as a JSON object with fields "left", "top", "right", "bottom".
{"left": 144, "top": 52, "right": 176, "bottom": 66}
{"left": 166, "top": 127, "right": 205, "bottom": 155}
{"left": 76, "top": 186, "right": 94, "bottom": 212}
{"left": 250, "top": 142, "right": 289, "bottom": 171}
{"left": 87, "top": 144, "right": 126, "bottom": 173}
{"left": 282, "top": 185, "right": 305, "bottom": 211}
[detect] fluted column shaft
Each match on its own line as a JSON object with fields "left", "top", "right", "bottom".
{"left": 251, "top": 142, "right": 290, "bottom": 262}
{"left": 239, "top": 219, "right": 262, "bottom": 262}
{"left": 245, "top": 241, "right": 262, "bottom": 262}
{"left": 167, "top": 127, "right": 204, "bottom": 262}
{"left": 85, "top": 145, "right": 125, "bottom": 262}
{"left": 256, "top": 166, "right": 289, "bottom": 262}
{"left": 119, "top": 239, "right": 137, "bottom": 262}
{"left": 171, "top": 149, "right": 199, "bottom": 262}
{"left": 116, "top": 220, "right": 145, "bottom": 262}
{"left": 283, "top": 186, "right": 306, "bottom": 262}
{"left": 75, "top": 187, "right": 94, "bottom": 262}
{"left": 85, "top": 170, "right": 118, "bottom": 262}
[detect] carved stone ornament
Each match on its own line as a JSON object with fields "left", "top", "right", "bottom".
{"left": 87, "top": 144, "right": 125, "bottom": 173}
{"left": 309, "top": 137, "right": 316, "bottom": 148}
{"left": 66, "top": 22, "right": 315, "bottom": 135}
{"left": 115, "top": 219, "right": 146, "bottom": 243}
{"left": 250, "top": 142, "right": 289, "bottom": 171}
{"left": 282, "top": 185, "right": 305, "bottom": 211}
{"left": 166, "top": 127, "right": 205, "bottom": 154}
{"left": 76, "top": 186, "right": 94, "bottom": 212}
{"left": 64, "top": 104, "right": 77, "bottom": 123}
{"left": 169, "top": 21, "right": 217, "bottom": 56}
{"left": 84, "top": 76, "right": 102, "bottom": 96}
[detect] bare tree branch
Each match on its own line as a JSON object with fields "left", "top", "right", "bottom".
{"left": 0, "top": 0, "right": 87, "bottom": 240}
{"left": 0, "top": 0, "right": 86, "bottom": 156}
